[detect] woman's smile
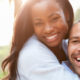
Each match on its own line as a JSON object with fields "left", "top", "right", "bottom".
{"left": 45, "top": 34, "right": 58, "bottom": 42}
{"left": 32, "top": 0, "right": 68, "bottom": 47}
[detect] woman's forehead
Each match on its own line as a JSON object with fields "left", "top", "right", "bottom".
{"left": 32, "top": 0, "right": 60, "bottom": 9}
{"left": 31, "top": 0, "right": 63, "bottom": 15}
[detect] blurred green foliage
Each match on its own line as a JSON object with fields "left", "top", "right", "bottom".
{"left": 0, "top": 72, "right": 8, "bottom": 79}
{"left": 74, "top": 8, "right": 80, "bottom": 22}
{"left": 0, "top": 45, "right": 10, "bottom": 79}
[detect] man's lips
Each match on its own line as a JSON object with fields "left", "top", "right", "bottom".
{"left": 71, "top": 53, "right": 80, "bottom": 66}
{"left": 77, "top": 57, "right": 80, "bottom": 61}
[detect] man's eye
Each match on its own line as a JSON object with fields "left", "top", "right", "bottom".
{"left": 71, "top": 40, "right": 79, "bottom": 43}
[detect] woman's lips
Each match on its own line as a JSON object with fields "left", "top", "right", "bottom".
{"left": 45, "top": 34, "right": 58, "bottom": 42}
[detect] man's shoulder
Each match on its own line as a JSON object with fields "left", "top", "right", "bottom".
{"left": 62, "top": 60, "right": 74, "bottom": 74}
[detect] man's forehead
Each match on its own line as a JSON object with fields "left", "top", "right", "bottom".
{"left": 69, "top": 22, "right": 80, "bottom": 38}
{"left": 71, "top": 23, "right": 80, "bottom": 32}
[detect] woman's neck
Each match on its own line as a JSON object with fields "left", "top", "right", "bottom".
{"left": 49, "top": 44, "right": 67, "bottom": 63}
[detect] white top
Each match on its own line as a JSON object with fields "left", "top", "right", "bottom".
{"left": 17, "top": 35, "right": 79, "bottom": 80}
{"left": 62, "top": 61, "right": 77, "bottom": 74}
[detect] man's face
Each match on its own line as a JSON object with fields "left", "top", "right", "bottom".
{"left": 68, "top": 23, "right": 80, "bottom": 76}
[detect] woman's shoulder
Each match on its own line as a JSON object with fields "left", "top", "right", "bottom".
{"left": 19, "top": 35, "right": 56, "bottom": 57}
{"left": 17, "top": 35, "right": 59, "bottom": 76}
{"left": 18, "top": 35, "right": 58, "bottom": 66}
{"left": 19, "top": 35, "right": 49, "bottom": 56}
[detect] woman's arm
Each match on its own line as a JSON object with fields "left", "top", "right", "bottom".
{"left": 17, "top": 43, "right": 79, "bottom": 80}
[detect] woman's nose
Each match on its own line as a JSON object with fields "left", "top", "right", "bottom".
{"left": 44, "top": 24, "right": 53, "bottom": 34}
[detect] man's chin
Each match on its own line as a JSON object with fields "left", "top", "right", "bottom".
{"left": 73, "top": 66, "right": 80, "bottom": 77}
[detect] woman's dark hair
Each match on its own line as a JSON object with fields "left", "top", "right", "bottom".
{"left": 56, "top": 0, "right": 74, "bottom": 39}
{"left": 2, "top": 0, "right": 74, "bottom": 80}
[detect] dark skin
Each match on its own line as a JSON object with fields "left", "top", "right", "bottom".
{"left": 50, "top": 44, "right": 67, "bottom": 63}
{"left": 31, "top": 0, "right": 68, "bottom": 63}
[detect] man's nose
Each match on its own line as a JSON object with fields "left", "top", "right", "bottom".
{"left": 77, "top": 44, "right": 80, "bottom": 52}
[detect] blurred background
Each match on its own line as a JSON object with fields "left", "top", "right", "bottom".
{"left": 0, "top": 0, "right": 80, "bottom": 79}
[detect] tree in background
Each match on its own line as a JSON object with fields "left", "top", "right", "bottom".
{"left": 74, "top": 8, "right": 80, "bottom": 22}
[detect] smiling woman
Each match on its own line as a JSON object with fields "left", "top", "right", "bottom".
{"left": 0, "top": 0, "right": 79, "bottom": 46}
{"left": 1, "top": 0, "right": 80, "bottom": 80}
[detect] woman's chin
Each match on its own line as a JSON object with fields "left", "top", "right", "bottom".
{"left": 46, "top": 42, "right": 60, "bottom": 48}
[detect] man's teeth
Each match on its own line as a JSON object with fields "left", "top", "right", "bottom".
{"left": 77, "top": 57, "right": 80, "bottom": 62}
{"left": 46, "top": 35, "right": 57, "bottom": 39}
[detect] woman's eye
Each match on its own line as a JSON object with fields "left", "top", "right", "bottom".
{"left": 51, "top": 17, "right": 59, "bottom": 22}
{"left": 35, "top": 23, "right": 43, "bottom": 26}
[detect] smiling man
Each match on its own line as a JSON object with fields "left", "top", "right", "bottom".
{"left": 68, "top": 21, "right": 80, "bottom": 77}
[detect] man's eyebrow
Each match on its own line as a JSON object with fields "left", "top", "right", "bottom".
{"left": 69, "top": 37, "right": 79, "bottom": 40}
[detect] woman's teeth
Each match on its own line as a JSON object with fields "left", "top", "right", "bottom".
{"left": 46, "top": 35, "right": 57, "bottom": 40}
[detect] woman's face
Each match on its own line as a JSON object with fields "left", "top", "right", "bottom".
{"left": 31, "top": 0, "right": 68, "bottom": 47}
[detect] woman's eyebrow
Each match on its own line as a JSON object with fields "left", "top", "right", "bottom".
{"left": 48, "top": 12, "right": 59, "bottom": 18}
{"left": 33, "top": 17, "right": 42, "bottom": 21}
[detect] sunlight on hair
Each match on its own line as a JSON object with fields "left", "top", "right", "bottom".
{"left": 0, "top": 0, "right": 14, "bottom": 46}
{"left": 22, "top": 0, "right": 28, "bottom": 5}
